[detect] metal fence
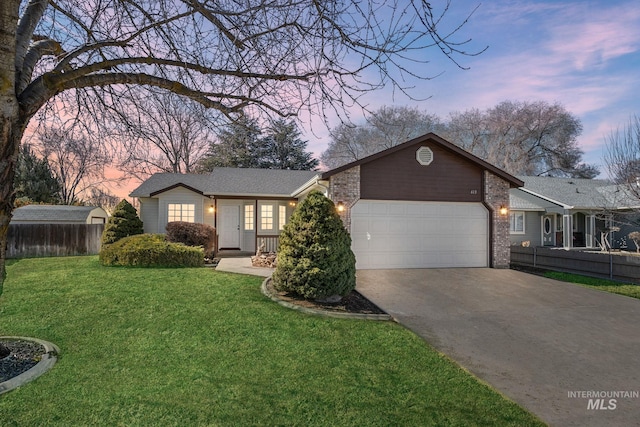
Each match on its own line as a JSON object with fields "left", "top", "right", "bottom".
{"left": 510, "top": 246, "right": 640, "bottom": 284}
{"left": 7, "top": 224, "right": 105, "bottom": 258}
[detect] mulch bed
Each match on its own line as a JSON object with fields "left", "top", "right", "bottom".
{"left": 266, "top": 280, "right": 386, "bottom": 315}
{"left": 0, "top": 339, "right": 45, "bottom": 383}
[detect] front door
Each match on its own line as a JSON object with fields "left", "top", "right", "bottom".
{"left": 219, "top": 205, "right": 240, "bottom": 249}
{"left": 542, "top": 215, "right": 554, "bottom": 246}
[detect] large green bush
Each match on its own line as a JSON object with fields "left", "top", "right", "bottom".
{"left": 272, "top": 190, "right": 356, "bottom": 300}
{"left": 102, "top": 199, "right": 144, "bottom": 246}
{"left": 99, "top": 234, "right": 203, "bottom": 267}
{"left": 166, "top": 221, "right": 216, "bottom": 257}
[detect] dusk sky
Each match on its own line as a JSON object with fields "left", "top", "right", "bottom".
{"left": 114, "top": 0, "right": 640, "bottom": 199}
{"left": 302, "top": 0, "right": 640, "bottom": 177}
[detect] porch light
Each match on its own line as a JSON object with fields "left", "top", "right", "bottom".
{"left": 337, "top": 201, "right": 345, "bottom": 213}
{"left": 208, "top": 204, "right": 215, "bottom": 213}
{"left": 499, "top": 205, "right": 508, "bottom": 216}
{"left": 289, "top": 201, "right": 297, "bottom": 207}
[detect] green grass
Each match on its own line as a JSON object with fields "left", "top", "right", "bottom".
{"left": 544, "top": 271, "right": 640, "bottom": 299}
{"left": 0, "top": 257, "right": 543, "bottom": 426}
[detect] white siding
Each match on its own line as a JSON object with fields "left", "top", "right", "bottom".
{"left": 156, "top": 187, "right": 210, "bottom": 233}
{"left": 139, "top": 198, "right": 159, "bottom": 233}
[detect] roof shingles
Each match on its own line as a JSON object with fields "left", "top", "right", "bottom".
{"left": 12, "top": 205, "right": 101, "bottom": 222}
{"left": 130, "top": 168, "right": 319, "bottom": 198}
{"left": 516, "top": 176, "right": 640, "bottom": 209}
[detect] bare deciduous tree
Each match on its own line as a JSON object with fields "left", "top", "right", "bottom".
{"left": 35, "top": 124, "right": 110, "bottom": 205}
{"left": 444, "top": 100, "right": 598, "bottom": 177}
{"left": 114, "top": 90, "right": 217, "bottom": 180}
{"left": 605, "top": 115, "right": 640, "bottom": 199}
{"left": 84, "top": 187, "right": 121, "bottom": 215}
{"left": 1, "top": 0, "right": 482, "bottom": 295}
{"left": 321, "top": 105, "right": 443, "bottom": 168}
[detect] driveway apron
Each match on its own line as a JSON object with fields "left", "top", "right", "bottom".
{"left": 356, "top": 268, "right": 640, "bottom": 427}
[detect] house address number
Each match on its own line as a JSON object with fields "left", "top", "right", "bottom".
{"left": 470, "top": 190, "right": 478, "bottom": 195}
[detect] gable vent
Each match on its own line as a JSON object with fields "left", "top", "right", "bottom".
{"left": 416, "top": 146, "right": 434, "bottom": 165}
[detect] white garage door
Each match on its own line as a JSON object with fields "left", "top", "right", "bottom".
{"left": 351, "top": 200, "right": 488, "bottom": 269}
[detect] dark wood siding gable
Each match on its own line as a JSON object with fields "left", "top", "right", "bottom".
{"left": 360, "top": 143, "right": 483, "bottom": 202}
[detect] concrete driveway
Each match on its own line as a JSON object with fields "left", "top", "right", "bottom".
{"left": 356, "top": 268, "right": 640, "bottom": 427}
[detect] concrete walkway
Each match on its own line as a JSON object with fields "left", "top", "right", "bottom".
{"left": 215, "top": 257, "right": 273, "bottom": 277}
{"left": 356, "top": 268, "right": 640, "bottom": 427}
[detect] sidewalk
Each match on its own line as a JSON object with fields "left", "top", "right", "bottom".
{"left": 215, "top": 257, "right": 273, "bottom": 277}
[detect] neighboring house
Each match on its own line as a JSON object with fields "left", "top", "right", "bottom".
{"left": 131, "top": 133, "right": 523, "bottom": 269}
{"left": 10, "top": 205, "right": 109, "bottom": 224}
{"left": 509, "top": 176, "right": 640, "bottom": 250}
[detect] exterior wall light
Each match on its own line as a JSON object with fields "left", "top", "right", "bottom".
{"left": 337, "top": 201, "right": 345, "bottom": 213}
{"left": 208, "top": 204, "right": 215, "bottom": 213}
{"left": 499, "top": 205, "right": 508, "bottom": 216}
{"left": 289, "top": 201, "right": 297, "bottom": 207}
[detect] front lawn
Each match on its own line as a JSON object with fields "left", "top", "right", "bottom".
{"left": 544, "top": 271, "right": 640, "bottom": 299}
{"left": 0, "top": 257, "right": 543, "bottom": 426}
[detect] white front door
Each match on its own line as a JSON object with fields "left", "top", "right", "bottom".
{"left": 219, "top": 205, "right": 240, "bottom": 249}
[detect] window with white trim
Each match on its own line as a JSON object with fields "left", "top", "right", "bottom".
{"left": 509, "top": 211, "right": 525, "bottom": 234}
{"left": 261, "top": 204, "right": 274, "bottom": 230}
{"left": 279, "top": 205, "right": 287, "bottom": 230}
{"left": 168, "top": 203, "right": 195, "bottom": 222}
{"left": 244, "top": 205, "right": 254, "bottom": 231}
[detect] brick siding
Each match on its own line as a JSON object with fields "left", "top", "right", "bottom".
{"left": 328, "top": 166, "right": 360, "bottom": 230}
{"left": 484, "top": 171, "right": 511, "bottom": 268}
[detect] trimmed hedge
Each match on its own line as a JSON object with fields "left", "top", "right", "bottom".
{"left": 99, "top": 234, "right": 203, "bottom": 268}
{"left": 166, "top": 221, "right": 216, "bottom": 257}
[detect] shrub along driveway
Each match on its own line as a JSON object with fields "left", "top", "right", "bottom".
{"left": 356, "top": 268, "right": 640, "bottom": 427}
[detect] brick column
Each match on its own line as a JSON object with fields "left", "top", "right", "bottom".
{"left": 328, "top": 166, "right": 360, "bottom": 231}
{"left": 484, "top": 171, "right": 511, "bottom": 268}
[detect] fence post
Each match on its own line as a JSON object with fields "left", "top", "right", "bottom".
{"left": 533, "top": 246, "right": 537, "bottom": 267}
{"left": 610, "top": 252, "right": 613, "bottom": 280}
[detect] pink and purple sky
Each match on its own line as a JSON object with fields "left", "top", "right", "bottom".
{"left": 112, "top": 0, "right": 640, "bottom": 200}
{"left": 302, "top": 0, "right": 640, "bottom": 176}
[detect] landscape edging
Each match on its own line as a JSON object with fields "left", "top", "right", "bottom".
{"left": 261, "top": 277, "right": 393, "bottom": 321}
{"left": 0, "top": 336, "right": 60, "bottom": 395}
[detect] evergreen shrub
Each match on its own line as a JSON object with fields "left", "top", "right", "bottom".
{"left": 272, "top": 190, "right": 356, "bottom": 300}
{"left": 101, "top": 199, "right": 144, "bottom": 246}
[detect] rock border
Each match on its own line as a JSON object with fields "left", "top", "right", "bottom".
{"left": 0, "top": 336, "right": 60, "bottom": 395}
{"left": 261, "top": 278, "right": 393, "bottom": 321}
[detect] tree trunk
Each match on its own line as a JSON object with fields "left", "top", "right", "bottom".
{"left": 1, "top": 4, "right": 22, "bottom": 371}
{"left": 0, "top": 114, "right": 22, "bottom": 295}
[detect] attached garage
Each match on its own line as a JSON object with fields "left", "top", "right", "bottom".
{"left": 322, "top": 133, "right": 524, "bottom": 269}
{"left": 351, "top": 200, "right": 488, "bottom": 269}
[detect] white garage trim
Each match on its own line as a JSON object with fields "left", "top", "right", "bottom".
{"left": 351, "top": 200, "right": 489, "bottom": 269}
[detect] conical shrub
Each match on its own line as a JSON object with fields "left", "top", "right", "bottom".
{"left": 101, "top": 199, "right": 144, "bottom": 246}
{"left": 272, "top": 190, "right": 356, "bottom": 300}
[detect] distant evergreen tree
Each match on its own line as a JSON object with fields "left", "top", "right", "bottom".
{"left": 197, "top": 118, "right": 318, "bottom": 171}
{"left": 196, "top": 118, "right": 263, "bottom": 171}
{"left": 260, "top": 119, "right": 318, "bottom": 170}
{"left": 101, "top": 200, "right": 144, "bottom": 246}
{"left": 13, "top": 144, "right": 62, "bottom": 204}
{"left": 273, "top": 190, "right": 355, "bottom": 300}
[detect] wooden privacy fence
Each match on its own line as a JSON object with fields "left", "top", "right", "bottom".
{"left": 7, "top": 224, "right": 105, "bottom": 258}
{"left": 511, "top": 246, "right": 640, "bottom": 284}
